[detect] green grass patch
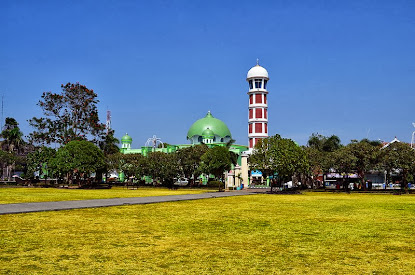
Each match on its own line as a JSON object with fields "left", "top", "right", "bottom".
{"left": 1, "top": 192, "right": 415, "bottom": 274}
{"left": 0, "top": 187, "right": 211, "bottom": 204}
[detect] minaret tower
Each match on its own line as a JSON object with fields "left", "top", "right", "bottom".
{"left": 247, "top": 60, "right": 269, "bottom": 149}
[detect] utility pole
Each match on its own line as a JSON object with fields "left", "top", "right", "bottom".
{"left": 1, "top": 95, "right": 3, "bottom": 131}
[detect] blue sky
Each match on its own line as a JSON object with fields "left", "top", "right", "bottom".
{"left": 1, "top": 0, "right": 414, "bottom": 147}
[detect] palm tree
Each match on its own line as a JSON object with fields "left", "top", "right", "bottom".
{"left": 0, "top": 118, "right": 24, "bottom": 179}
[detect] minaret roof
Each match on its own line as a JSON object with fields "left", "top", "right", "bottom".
{"left": 247, "top": 64, "right": 269, "bottom": 80}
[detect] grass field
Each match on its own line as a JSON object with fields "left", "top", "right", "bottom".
{"left": 1, "top": 192, "right": 415, "bottom": 274}
{"left": 0, "top": 187, "right": 211, "bottom": 204}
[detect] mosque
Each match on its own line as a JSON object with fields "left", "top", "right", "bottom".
{"left": 120, "top": 62, "right": 270, "bottom": 188}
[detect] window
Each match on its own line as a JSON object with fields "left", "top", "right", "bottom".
{"left": 264, "top": 94, "right": 267, "bottom": 104}
{"left": 249, "top": 138, "right": 253, "bottom": 148}
{"left": 249, "top": 80, "right": 253, "bottom": 89}
{"left": 249, "top": 109, "right": 253, "bottom": 119}
{"left": 255, "top": 94, "right": 262, "bottom": 104}
{"left": 249, "top": 124, "right": 252, "bottom": 133}
{"left": 255, "top": 79, "right": 262, "bottom": 88}
{"left": 255, "top": 108, "right": 262, "bottom": 118}
{"left": 249, "top": 94, "right": 253, "bottom": 104}
{"left": 255, "top": 123, "right": 262, "bottom": 133}
{"left": 264, "top": 80, "right": 267, "bottom": 89}
{"left": 265, "top": 124, "right": 268, "bottom": 133}
{"left": 264, "top": 109, "right": 267, "bottom": 119}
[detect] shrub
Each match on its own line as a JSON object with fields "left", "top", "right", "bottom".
{"left": 207, "top": 180, "right": 224, "bottom": 189}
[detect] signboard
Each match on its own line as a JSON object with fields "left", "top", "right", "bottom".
{"left": 251, "top": 170, "right": 262, "bottom": 177}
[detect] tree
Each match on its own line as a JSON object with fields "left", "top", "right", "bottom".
{"left": 99, "top": 129, "right": 120, "bottom": 156}
{"left": 1, "top": 117, "right": 24, "bottom": 153}
{"left": 332, "top": 146, "right": 357, "bottom": 191}
{"left": 345, "top": 139, "right": 380, "bottom": 189}
{"left": 120, "top": 153, "right": 147, "bottom": 182}
{"left": 0, "top": 150, "right": 15, "bottom": 179}
{"left": 380, "top": 142, "right": 415, "bottom": 190}
{"left": 249, "top": 138, "right": 276, "bottom": 181}
{"left": 304, "top": 147, "right": 332, "bottom": 188}
{"left": 146, "top": 152, "right": 179, "bottom": 187}
{"left": 307, "top": 133, "right": 341, "bottom": 152}
{"left": 176, "top": 144, "right": 208, "bottom": 186}
{"left": 26, "top": 146, "right": 57, "bottom": 179}
{"left": 28, "top": 82, "right": 105, "bottom": 145}
{"left": 0, "top": 117, "right": 26, "bottom": 179}
{"left": 199, "top": 146, "right": 233, "bottom": 191}
{"left": 305, "top": 134, "right": 342, "bottom": 189}
{"left": 323, "top": 135, "right": 341, "bottom": 152}
{"left": 250, "top": 135, "right": 309, "bottom": 191}
{"left": 50, "top": 140, "right": 105, "bottom": 186}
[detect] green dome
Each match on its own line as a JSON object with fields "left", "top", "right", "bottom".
{"left": 187, "top": 111, "right": 232, "bottom": 139}
{"left": 202, "top": 128, "right": 215, "bottom": 138}
{"left": 121, "top": 133, "right": 132, "bottom": 143}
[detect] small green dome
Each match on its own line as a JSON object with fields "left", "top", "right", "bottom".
{"left": 202, "top": 128, "right": 215, "bottom": 138}
{"left": 187, "top": 111, "right": 232, "bottom": 139}
{"left": 121, "top": 133, "right": 132, "bottom": 143}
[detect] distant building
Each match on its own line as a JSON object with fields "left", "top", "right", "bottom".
{"left": 119, "top": 62, "right": 272, "bottom": 188}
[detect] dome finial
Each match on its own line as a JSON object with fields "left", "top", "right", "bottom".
{"left": 256, "top": 58, "right": 259, "bottom": 66}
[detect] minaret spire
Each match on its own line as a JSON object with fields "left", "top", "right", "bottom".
{"left": 246, "top": 61, "right": 269, "bottom": 149}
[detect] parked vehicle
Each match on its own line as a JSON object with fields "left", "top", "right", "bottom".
{"left": 174, "top": 177, "right": 189, "bottom": 186}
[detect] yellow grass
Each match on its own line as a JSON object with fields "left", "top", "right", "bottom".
{"left": 0, "top": 187, "right": 211, "bottom": 204}
{"left": 1, "top": 192, "right": 414, "bottom": 274}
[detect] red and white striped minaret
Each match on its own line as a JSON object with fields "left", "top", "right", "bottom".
{"left": 247, "top": 60, "right": 269, "bottom": 149}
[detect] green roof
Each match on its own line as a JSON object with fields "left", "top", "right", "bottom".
{"left": 202, "top": 128, "right": 215, "bottom": 138}
{"left": 121, "top": 133, "right": 132, "bottom": 143}
{"left": 187, "top": 111, "right": 232, "bottom": 139}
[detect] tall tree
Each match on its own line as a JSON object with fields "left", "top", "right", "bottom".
{"left": 99, "top": 129, "right": 120, "bottom": 156}
{"left": 0, "top": 117, "right": 25, "bottom": 179}
{"left": 28, "top": 82, "right": 105, "bottom": 145}
{"left": 1, "top": 117, "right": 24, "bottom": 153}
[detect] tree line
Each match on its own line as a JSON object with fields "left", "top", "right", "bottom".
{"left": 0, "top": 82, "right": 237, "bottom": 189}
{"left": 249, "top": 133, "right": 415, "bottom": 191}
{"left": 2, "top": 82, "right": 414, "bottom": 192}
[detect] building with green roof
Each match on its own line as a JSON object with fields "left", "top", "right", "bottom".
{"left": 119, "top": 111, "right": 250, "bottom": 187}
{"left": 187, "top": 111, "right": 232, "bottom": 145}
